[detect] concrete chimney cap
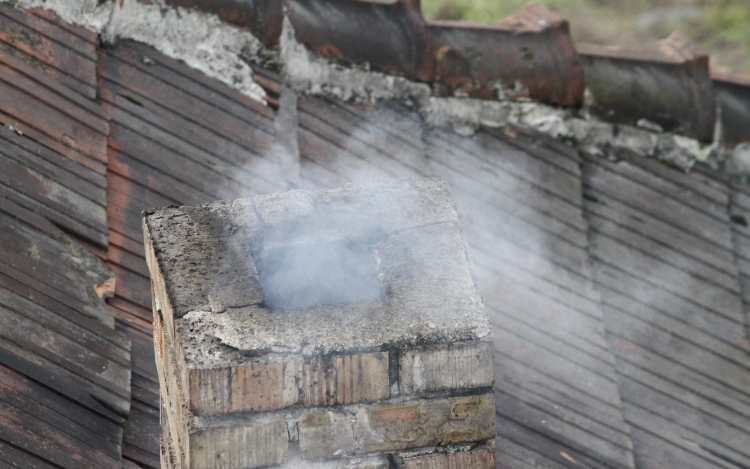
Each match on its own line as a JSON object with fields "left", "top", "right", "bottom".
{"left": 143, "top": 177, "right": 491, "bottom": 365}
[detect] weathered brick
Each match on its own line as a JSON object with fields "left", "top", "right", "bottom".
{"left": 398, "top": 441, "right": 496, "bottom": 469}
{"left": 299, "top": 411, "right": 357, "bottom": 459}
{"left": 298, "top": 394, "right": 496, "bottom": 459}
{"left": 302, "top": 352, "right": 390, "bottom": 406}
{"left": 399, "top": 341, "right": 493, "bottom": 394}
{"left": 190, "top": 419, "right": 288, "bottom": 469}
{"left": 189, "top": 367, "right": 231, "bottom": 415}
{"left": 229, "top": 360, "right": 300, "bottom": 412}
{"left": 186, "top": 351, "right": 389, "bottom": 416}
{"left": 278, "top": 455, "right": 390, "bottom": 469}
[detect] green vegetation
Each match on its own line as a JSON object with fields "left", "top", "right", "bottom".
{"left": 421, "top": 0, "right": 750, "bottom": 76}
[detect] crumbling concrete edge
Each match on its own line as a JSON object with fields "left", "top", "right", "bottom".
{"left": 1, "top": 0, "right": 269, "bottom": 103}
{"left": 422, "top": 96, "right": 724, "bottom": 171}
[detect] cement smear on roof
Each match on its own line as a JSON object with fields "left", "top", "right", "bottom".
{"left": 4, "top": 0, "right": 268, "bottom": 103}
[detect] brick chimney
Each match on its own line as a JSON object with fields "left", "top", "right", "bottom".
{"left": 143, "top": 178, "right": 495, "bottom": 469}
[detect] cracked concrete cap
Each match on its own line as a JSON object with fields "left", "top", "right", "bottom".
{"left": 143, "top": 177, "right": 490, "bottom": 364}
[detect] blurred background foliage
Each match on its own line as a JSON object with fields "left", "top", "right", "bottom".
{"left": 421, "top": 0, "right": 750, "bottom": 75}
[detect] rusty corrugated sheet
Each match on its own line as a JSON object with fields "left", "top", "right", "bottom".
{"left": 287, "top": 0, "right": 435, "bottom": 82}
{"left": 429, "top": 4, "right": 584, "bottom": 107}
{"left": 578, "top": 32, "right": 716, "bottom": 142}
{"left": 164, "top": 0, "right": 282, "bottom": 47}
{"left": 712, "top": 71, "right": 750, "bottom": 146}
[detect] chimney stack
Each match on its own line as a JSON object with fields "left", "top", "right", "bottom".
{"left": 143, "top": 178, "right": 496, "bottom": 469}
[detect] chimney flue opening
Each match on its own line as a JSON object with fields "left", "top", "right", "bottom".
{"left": 254, "top": 237, "right": 382, "bottom": 309}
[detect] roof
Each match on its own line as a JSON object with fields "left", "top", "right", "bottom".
{"left": 0, "top": 1, "right": 750, "bottom": 468}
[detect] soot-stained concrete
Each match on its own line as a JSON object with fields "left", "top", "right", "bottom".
{"left": 144, "top": 177, "right": 491, "bottom": 365}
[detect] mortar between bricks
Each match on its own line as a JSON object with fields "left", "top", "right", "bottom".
{"left": 143, "top": 177, "right": 496, "bottom": 469}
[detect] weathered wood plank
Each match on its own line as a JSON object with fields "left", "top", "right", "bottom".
{"left": 99, "top": 57, "right": 275, "bottom": 152}
{"left": 0, "top": 6, "right": 96, "bottom": 87}
{"left": 494, "top": 327, "right": 622, "bottom": 407}
{"left": 623, "top": 403, "right": 750, "bottom": 469}
{"left": 109, "top": 296, "right": 153, "bottom": 325}
{"left": 589, "top": 219, "right": 740, "bottom": 293}
{"left": 110, "top": 264, "right": 152, "bottom": 311}
{"left": 0, "top": 37, "right": 93, "bottom": 98}
{"left": 299, "top": 156, "right": 350, "bottom": 190}
{"left": 0, "top": 344, "right": 124, "bottom": 425}
{"left": 0, "top": 128, "right": 104, "bottom": 190}
{"left": 0, "top": 363, "right": 122, "bottom": 444}
{"left": 0, "top": 402, "right": 116, "bottom": 469}
{"left": 100, "top": 88, "right": 281, "bottom": 193}
{"left": 604, "top": 310, "right": 750, "bottom": 395}
{"left": 122, "top": 406, "right": 160, "bottom": 469}
{"left": 108, "top": 172, "right": 177, "bottom": 214}
{"left": 591, "top": 154, "right": 729, "bottom": 208}
{"left": 300, "top": 98, "right": 426, "bottom": 166}
{"left": 0, "top": 215, "right": 112, "bottom": 318}
{"left": 298, "top": 103, "right": 426, "bottom": 177}
{"left": 628, "top": 427, "right": 733, "bottom": 469}
{"left": 600, "top": 286, "right": 750, "bottom": 361}
{"left": 0, "top": 306, "right": 130, "bottom": 397}
{"left": 0, "top": 382, "right": 121, "bottom": 459}
{"left": 0, "top": 337, "right": 129, "bottom": 419}
{"left": 609, "top": 334, "right": 750, "bottom": 410}
{"left": 587, "top": 190, "right": 738, "bottom": 275}
{"left": 0, "top": 153, "right": 106, "bottom": 228}
{"left": 428, "top": 145, "right": 585, "bottom": 232}
{"left": 584, "top": 163, "right": 733, "bottom": 249}
{"left": 430, "top": 127, "right": 582, "bottom": 195}
{"left": 108, "top": 244, "right": 150, "bottom": 278}
{"left": 495, "top": 435, "right": 567, "bottom": 469}
{"left": 0, "top": 119, "right": 104, "bottom": 181}
{"left": 471, "top": 239, "right": 602, "bottom": 310}
{"left": 298, "top": 127, "right": 400, "bottom": 182}
{"left": 594, "top": 262, "right": 746, "bottom": 340}
{"left": 0, "top": 77, "right": 106, "bottom": 163}
{"left": 0, "top": 129, "right": 106, "bottom": 200}
{"left": 487, "top": 124, "right": 582, "bottom": 175}
{"left": 0, "top": 7, "right": 96, "bottom": 60}
{"left": 495, "top": 414, "right": 633, "bottom": 469}
{"left": 0, "top": 438, "right": 64, "bottom": 469}
{"left": 462, "top": 212, "right": 591, "bottom": 278}
{"left": 615, "top": 360, "right": 750, "bottom": 434}
{"left": 114, "top": 41, "right": 273, "bottom": 122}
{"left": 480, "top": 276, "right": 609, "bottom": 350}
{"left": 110, "top": 124, "right": 270, "bottom": 202}
{"left": 495, "top": 359, "right": 629, "bottom": 433}
{"left": 0, "top": 60, "right": 107, "bottom": 134}
{"left": 107, "top": 149, "right": 212, "bottom": 207}
{"left": 439, "top": 181, "right": 589, "bottom": 266}
{"left": 590, "top": 233, "right": 743, "bottom": 319}
{"left": 0, "top": 289, "right": 129, "bottom": 368}
{"left": 496, "top": 390, "right": 634, "bottom": 468}
{"left": 494, "top": 311, "right": 617, "bottom": 379}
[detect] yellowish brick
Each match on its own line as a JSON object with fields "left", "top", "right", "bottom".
{"left": 398, "top": 442, "right": 496, "bottom": 469}
{"left": 302, "top": 352, "right": 390, "bottom": 406}
{"left": 399, "top": 341, "right": 493, "bottom": 394}
{"left": 190, "top": 419, "right": 288, "bottom": 469}
{"left": 299, "top": 394, "right": 496, "bottom": 459}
